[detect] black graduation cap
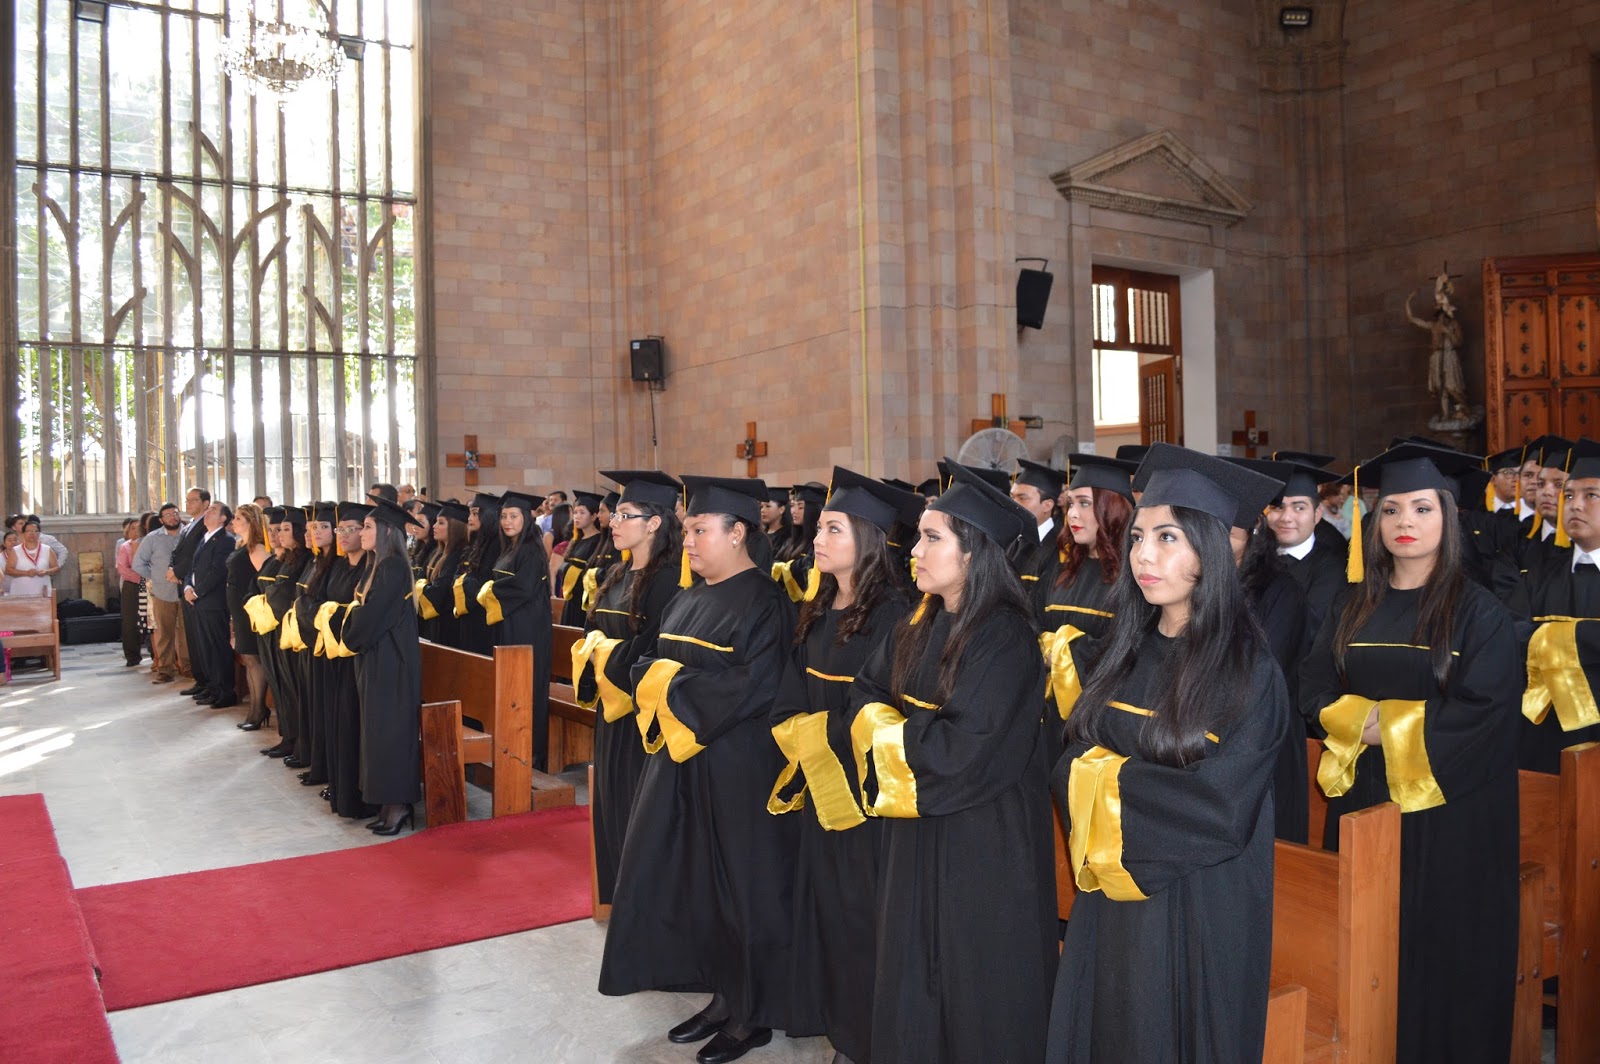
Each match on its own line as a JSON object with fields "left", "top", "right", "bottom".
{"left": 1014, "top": 459, "right": 1067, "bottom": 498}
{"left": 312, "top": 501, "right": 338, "bottom": 523}
{"left": 367, "top": 484, "right": 399, "bottom": 504}
{"left": 1272, "top": 450, "right": 1336, "bottom": 469}
{"left": 879, "top": 477, "right": 916, "bottom": 493}
{"left": 570, "top": 490, "right": 605, "bottom": 513}
{"left": 368, "top": 498, "right": 413, "bottom": 533}
{"left": 1276, "top": 461, "right": 1341, "bottom": 502}
{"left": 601, "top": 492, "right": 620, "bottom": 511}
{"left": 1223, "top": 458, "right": 1295, "bottom": 528}
{"left": 1484, "top": 445, "right": 1529, "bottom": 473}
{"left": 767, "top": 485, "right": 792, "bottom": 506}
{"left": 263, "top": 506, "right": 286, "bottom": 524}
{"left": 1567, "top": 438, "right": 1600, "bottom": 481}
{"left": 438, "top": 500, "right": 471, "bottom": 524}
{"left": 601, "top": 470, "right": 682, "bottom": 512}
{"left": 1132, "top": 443, "right": 1284, "bottom": 529}
{"left": 336, "top": 502, "right": 373, "bottom": 526}
{"left": 418, "top": 501, "right": 443, "bottom": 524}
{"left": 1358, "top": 442, "right": 1484, "bottom": 500}
{"left": 825, "top": 467, "right": 924, "bottom": 532}
{"left": 1062, "top": 452, "right": 1137, "bottom": 502}
{"left": 929, "top": 457, "right": 1036, "bottom": 551}
{"left": 500, "top": 490, "right": 540, "bottom": 514}
{"left": 791, "top": 483, "right": 828, "bottom": 508}
{"left": 682, "top": 476, "right": 767, "bottom": 526}
{"left": 915, "top": 477, "right": 940, "bottom": 498}
{"left": 470, "top": 491, "right": 503, "bottom": 515}
{"left": 1115, "top": 444, "right": 1150, "bottom": 464}
{"left": 936, "top": 460, "right": 1011, "bottom": 495}
{"left": 1530, "top": 435, "right": 1575, "bottom": 471}
{"left": 281, "top": 507, "right": 307, "bottom": 531}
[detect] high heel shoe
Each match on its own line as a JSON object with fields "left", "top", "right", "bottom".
{"left": 237, "top": 720, "right": 264, "bottom": 731}
{"left": 370, "top": 809, "right": 414, "bottom": 836}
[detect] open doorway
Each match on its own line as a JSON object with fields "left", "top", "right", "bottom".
{"left": 1091, "top": 266, "right": 1183, "bottom": 454}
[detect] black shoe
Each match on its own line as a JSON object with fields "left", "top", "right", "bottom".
{"left": 283, "top": 755, "right": 309, "bottom": 769}
{"left": 178, "top": 685, "right": 203, "bottom": 696}
{"left": 696, "top": 1028, "right": 771, "bottom": 1064}
{"left": 370, "top": 809, "right": 414, "bottom": 836}
{"left": 261, "top": 743, "right": 293, "bottom": 757}
{"left": 365, "top": 818, "right": 386, "bottom": 830}
{"left": 668, "top": 1009, "right": 730, "bottom": 1045}
{"left": 124, "top": 660, "right": 140, "bottom": 668}
{"left": 209, "top": 697, "right": 239, "bottom": 709}
{"left": 193, "top": 695, "right": 217, "bottom": 705}
{"left": 237, "top": 721, "right": 263, "bottom": 731}
{"left": 319, "top": 788, "right": 332, "bottom": 801}
{"left": 300, "top": 775, "right": 327, "bottom": 787}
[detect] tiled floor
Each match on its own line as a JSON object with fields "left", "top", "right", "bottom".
{"left": 0, "top": 643, "right": 834, "bottom": 1064}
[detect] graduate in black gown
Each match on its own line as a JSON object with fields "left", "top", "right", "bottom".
{"left": 768, "top": 468, "right": 917, "bottom": 1064}
{"left": 329, "top": 498, "right": 423, "bottom": 835}
{"left": 850, "top": 460, "right": 1055, "bottom": 1064}
{"left": 599, "top": 476, "right": 798, "bottom": 1064}
{"left": 477, "top": 491, "right": 555, "bottom": 770}
{"left": 771, "top": 484, "right": 824, "bottom": 604}
{"left": 416, "top": 500, "right": 468, "bottom": 646}
{"left": 240, "top": 507, "right": 287, "bottom": 732}
{"left": 1038, "top": 454, "right": 1136, "bottom": 723}
{"left": 1518, "top": 437, "right": 1600, "bottom": 772}
{"left": 573, "top": 471, "right": 683, "bottom": 907}
{"left": 1048, "top": 444, "right": 1288, "bottom": 1064}
{"left": 761, "top": 486, "right": 795, "bottom": 559}
{"left": 556, "top": 490, "right": 606, "bottom": 613}
{"left": 571, "top": 491, "right": 625, "bottom": 622}
{"left": 1267, "top": 456, "right": 1347, "bottom": 638}
{"left": 1010, "top": 458, "right": 1067, "bottom": 593}
{"left": 452, "top": 492, "right": 501, "bottom": 655}
{"left": 292, "top": 504, "right": 348, "bottom": 785}
{"left": 266, "top": 507, "right": 323, "bottom": 764}
{"left": 1300, "top": 442, "right": 1522, "bottom": 1064}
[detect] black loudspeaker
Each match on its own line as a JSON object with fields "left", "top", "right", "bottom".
{"left": 630, "top": 338, "right": 665, "bottom": 382}
{"left": 1017, "top": 269, "right": 1054, "bottom": 330}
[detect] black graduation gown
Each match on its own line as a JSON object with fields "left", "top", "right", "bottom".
{"left": 1020, "top": 527, "right": 1064, "bottom": 593}
{"left": 275, "top": 556, "right": 317, "bottom": 752}
{"left": 302, "top": 556, "right": 373, "bottom": 817}
{"left": 1517, "top": 550, "right": 1600, "bottom": 772}
{"left": 771, "top": 597, "right": 906, "bottom": 1061}
{"left": 1251, "top": 570, "right": 1311, "bottom": 842}
{"left": 332, "top": 553, "right": 422, "bottom": 807}
{"left": 294, "top": 559, "right": 346, "bottom": 785}
{"left": 416, "top": 546, "right": 463, "bottom": 647}
{"left": 851, "top": 607, "right": 1057, "bottom": 1064}
{"left": 252, "top": 555, "right": 283, "bottom": 724}
{"left": 555, "top": 532, "right": 604, "bottom": 617}
{"left": 481, "top": 539, "right": 554, "bottom": 770}
{"left": 225, "top": 547, "right": 260, "bottom": 657}
{"left": 598, "top": 568, "right": 798, "bottom": 1030}
{"left": 574, "top": 563, "right": 680, "bottom": 905}
{"left": 1048, "top": 633, "right": 1285, "bottom": 1064}
{"left": 453, "top": 540, "right": 497, "bottom": 655}
{"left": 562, "top": 532, "right": 621, "bottom": 626}
{"left": 1299, "top": 582, "right": 1521, "bottom": 1064}
{"left": 1038, "top": 557, "right": 1118, "bottom": 737}
{"left": 1281, "top": 531, "right": 1347, "bottom": 640}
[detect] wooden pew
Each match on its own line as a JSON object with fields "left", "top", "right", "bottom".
{"left": 0, "top": 591, "right": 60, "bottom": 680}
{"left": 1516, "top": 742, "right": 1600, "bottom": 1064}
{"left": 548, "top": 624, "right": 596, "bottom": 773}
{"left": 1053, "top": 799, "right": 1401, "bottom": 1064}
{"left": 418, "top": 639, "right": 573, "bottom": 827}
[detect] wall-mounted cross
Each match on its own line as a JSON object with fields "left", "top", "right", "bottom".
{"left": 445, "top": 435, "right": 497, "bottom": 486}
{"left": 734, "top": 421, "right": 768, "bottom": 477}
{"left": 1230, "top": 410, "right": 1269, "bottom": 458}
{"left": 969, "top": 393, "right": 1027, "bottom": 437}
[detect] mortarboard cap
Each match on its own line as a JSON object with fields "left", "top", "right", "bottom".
{"left": 438, "top": 500, "right": 470, "bottom": 524}
{"left": 930, "top": 457, "right": 1036, "bottom": 552}
{"left": 1273, "top": 461, "right": 1342, "bottom": 502}
{"left": 1222, "top": 458, "right": 1295, "bottom": 528}
{"left": 1484, "top": 445, "right": 1527, "bottom": 473}
{"left": 470, "top": 492, "right": 503, "bottom": 514}
{"left": 281, "top": 507, "right": 307, "bottom": 530}
{"left": 312, "top": 501, "right": 338, "bottom": 523}
{"left": 368, "top": 498, "right": 413, "bottom": 532}
{"left": 1566, "top": 439, "right": 1600, "bottom": 482}
{"left": 915, "top": 477, "right": 940, "bottom": 498}
{"left": 263, "top": 506, "right": 286, "bottom": 524}
{"left": 1530, "top": 435, "right": 1575, "bottom": 471}
{"left": 335, "top": 502, "right": 372, "bottom": 525}
{"left": 570, "top": 490, "right": 605, "bottom": 513}
{"left": 601, "top": 492, "right": 620, "bottom": 511}
{"left": 500, "top": 491, "right": 540, "bottom": 514}
{"left": 366, "top": 484, "right": 399, "bottom": 504}
{"left": 879, "top": 477, "right": 916, "bottom": 493}
{"left": 1115, "top": 444, "right": 1151, "bottom": 464}
{"left": 1133, "top": 443, "right": 1284, "bottom": 530}
{"left": 1272, "top": 450, "right": 1336, "bottom": 469}
{"left": 791, "top": 483, "right": 828, "bottom": 508}
{"left": 1358, "top": 442, "right": 1483, "bottom": 501}
{"left": 602, "top": 470, "right": 683, "bottom": 512}
{"left": 824, "top": 467, "right": 924, "bottom": 532}
{"left": 936, "top": 460, "right": 1011, "bottom": 495}
{"left": 682, "top": 476, "right": 768, "bottom": 527}
{"left": 418, "top": 501, "right": 443, "bottom": 523}
{"left": 1062, "top": 452, "right": 1137, "bottom": 502}
{"left": 1014, "top": 459, "right": 1067, "bottom": 498}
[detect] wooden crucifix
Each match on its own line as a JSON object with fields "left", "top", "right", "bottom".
{"left": 445, "top": 434, "right": 497, "bottom": 486}
{"left": 969, "top": 393, "right": 1027, "bottom": 437}
{"left": 1230, "top": 411, "right": 1269, "bottom": 458}
{"left": 734, "top": 422, "right": 769, "bottom": 477}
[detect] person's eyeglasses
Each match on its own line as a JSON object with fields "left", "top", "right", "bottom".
{"left": 611, "top": 513, "right": 651, "bottom": 522}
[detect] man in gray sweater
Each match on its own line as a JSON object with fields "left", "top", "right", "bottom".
{"left": 132, "top": 504, "right": 189, "bottom": 683}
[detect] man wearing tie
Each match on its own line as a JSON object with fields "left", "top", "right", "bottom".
{"left": 170, "top": 488, "right": 212, "bottom": 697}
{"left": 183, "top": 501, "right": 238, "bottom": 709}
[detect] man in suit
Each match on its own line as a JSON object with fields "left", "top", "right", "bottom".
{"left": 183, "top": 502, "right": 237, "bottom": 708}
{"left": 169, "top": 487, "right": 211, "bottom": 695}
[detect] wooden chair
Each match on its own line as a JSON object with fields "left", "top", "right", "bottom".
{"left": 419, "top": 640, "right": 573, "bottom": 827}
{"left": 1516, "top": 742, "right": 1600, "bottom": 1064}
{"left": 0, "top": 591, "right": 60, "bottom": 680}
{"left": 548, "top": 624, "right": 596, "bottom": 773}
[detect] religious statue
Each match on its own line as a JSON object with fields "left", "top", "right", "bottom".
{"left": 1407, "top": 268, "right": 1479, "bottom": 431}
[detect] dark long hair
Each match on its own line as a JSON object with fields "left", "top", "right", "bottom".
{"left": 776, "top": 498, "right": 819, "bottom": 563}
{"left": 548, "top": 504, "right": 573, "bottom": 548}
{"left": 1236, "top": 514, "right": 1285, "bottom": 600}
{"left": 888, "top": 512, "right": 1035, "bottom": 705}
{"left": 1333, "top": 488, "right": 1464, "bottom": 690}
{"left": 495, "top": 499, "right": 548, "bottom": 571}
{"left": 1056, "top": 488, "right": 1133, "bottom": 589}
{"left": 358, "top": 522, "right": 408, "bottom": 597}
{"left": 795, "top": 513, "right": 908, "bottom": 645}
{"left": 1068, "top": 505, "right": 1265, "bottom": 768}
{"left": 426, "top": 518, "right": 468, "bottom": 581}
{"left": 462, "top": 502, "right": 501, "bottom": 572}
{"left": 587, "top": 501, "right": 682, "bottom": 632}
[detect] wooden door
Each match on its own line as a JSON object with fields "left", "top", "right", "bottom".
{"left": 1139, "top": 357, "right": 1180, "bottom": 445}
{"left": 1485, "top": 254, "right": 1600, "bottom": 449}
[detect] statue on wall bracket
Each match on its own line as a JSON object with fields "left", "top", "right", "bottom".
{"left": 1408, "top": 266, "right": 1482, "bottom": 433}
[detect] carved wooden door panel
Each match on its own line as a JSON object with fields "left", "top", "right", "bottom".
{"left": 1139, "top": 357, "right": 1180, "bottom": 446}
{"left": 1485, "top": 254, "right": 1600, "bottom": 450}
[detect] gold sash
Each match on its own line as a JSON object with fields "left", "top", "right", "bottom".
{"left": 767, "top": 711, "right": 867, "bottom": 830}
{"left": 1065, "top": 745, "right": 1148, "bottom": 901}
{"left": 1524, "top": 617, "right": 1600, "bottom": 732}
{"left": 636, "top": 658, "right": 702, "bottom": 759}
{"left": 243, "top": 593, "right": 279, "bottom": 634}
{"left": 580, "top": 566, "right": 601, "bottom": 613}
{"left": 1316, "top": 693, "right": 1441, "bottom": 812}
{"left": 1038, "top": 624, "right": 1087, "bottom": 720}
{"left": 849, "top": 701, "right": 918, "bottom": 818}
{"left": 452, "top": 573, "right": 468, "bottom": 618}
{"left": 772, "top": 560, "right": 821, "bottom": 604}
{"left": 476, "top": 579, "right": 504, "bottom": 625}
{"left": 415, "top": 579, "right": 439, "bottom": 621}
{"left": 571, "top": 629, "right": 635, "bottom": 722}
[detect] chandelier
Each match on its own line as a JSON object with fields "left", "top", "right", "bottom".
{"left": 220, "top": 0, "right": 345, "bottom": 104}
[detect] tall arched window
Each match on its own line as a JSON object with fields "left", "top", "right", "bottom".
{"left": 8, "top": 0, "right": 422, "bottom": 513}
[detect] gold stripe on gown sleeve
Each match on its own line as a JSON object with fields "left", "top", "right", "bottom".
{"left": 569, "top": 629, "right": 608, "bottom": 711}
{"left": 571, "top": 630, "right": 635, "bottom": 721}
{"left": 279, "top": 607, "right": 308, "bottom": 651}
{"left": 767, "top": 711, "right": 866, "bottom": 830}
{"left": 772, "top": 560, "right": 802, "bottom": 603}
{"left": 849, "top": 701, "right": 919, "bottom": 818}
{"left": 1524, "top": 618, "right": 1600, "bottom": 731}
{"left": 580, "top": 566, "right": 600, "bottom": 613}
{"left": 1039, "top": 624, "right": 1088, "bottom": 720}
{"left": 1316, "top": 693, "right": 1377, "bottom": 798}
{"left": 452, "top": 572, "right": 469, "bottom": 618}
{"left": 475, "top": 579, "right": 504, "bottom": 625}
{"left": 415, "top": 579, "right": 439, "bottom": 621}
{"left": 1065, "top": 745, "right": 1149, "bottom": 902}
{"left": 634, "top": 658, "right": 684, "bottom": 755}
{"left": 560, "top": 561, "right": 584, "bottom": 602}
{"left": 312, "top": 599, "right": 343, "bottom": 657}
{"left": 1377, "top": 699, "right": 1443, "bottom": 812}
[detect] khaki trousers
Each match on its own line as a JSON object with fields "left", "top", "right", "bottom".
{"left": 149, "top": 597, "right": 190, "bottom": 678}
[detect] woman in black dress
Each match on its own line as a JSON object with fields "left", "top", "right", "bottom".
{"left": 574, "top": 470, "right": 683, "bottom": 907}
{"left": 599, "top": 476, "right": 798, "bottom": 1064}
{"left": 849, "top": 460, "right": 1055, "bottom": 1064}
{"left": 771, "top": 467, "right": 917, "bottom": 1064}
{"left": 477, "top": 491, "right": 554, "bottom": 770}
{"left": 261, "top": 508, "right": 317, "bottom": 761}
{"left": 1047, "top": 443, "right": 1288, "bottom": 1064}
{"left": 1300, "top": 442, "right": 1521, "bottom": 1064}
{"left": 555, "top": 490, "right": 605, "bottom": 623}
{"left": 453, "top": 492, "right": 502, "bottom": 656}
{"left": 330, "top": 498, "right": 422, "bottom": 835}
{"left": 227, "top": 503, "right": 272, "bottom": 730}
{"left": 416, "top": 500, "right": 468, "bottom": 647}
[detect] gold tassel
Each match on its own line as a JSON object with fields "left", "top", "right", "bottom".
{"left": 1556, "top": 449, "right": 1574, "bottom": 548}
{"left": 621, "top": 549, "right": 632, "bottom": 564}
{"left": 1483, "top": 479, "right": 1496, "bottom": 513}
{"left": 1527, "top": 511, "right": 1543, "bottom": 540}
{"left": 802, "top": 563, "right": 821, "bottom": 603}
{"left": 679, "top": 547, "right": 693, "bottom": 589}
{"left": 1346, "top": 465, "right": 1363, "bottom": 584}
{"left": 910, "top": 592, "right": 931, "bottom": 625}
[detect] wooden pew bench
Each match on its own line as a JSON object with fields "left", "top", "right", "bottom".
{"left": 418, "top": 639, "right": 573, "bottom": 827}
{"left": 548, "top": 624, "right": 597, "bottom": 773}
{"left": 0, "top": 591, "right": 60, "bottom": 681}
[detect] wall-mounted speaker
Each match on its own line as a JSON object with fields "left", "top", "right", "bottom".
{"left": 1017, "top": 269, "right": 1054, "bottom": 330}
{"left": 630, "top": 338, "right": 665, "bottom": 382}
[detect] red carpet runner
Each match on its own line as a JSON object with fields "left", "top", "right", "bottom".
{"left": 77, "top": 805, "right": 592, "bottom": 1011}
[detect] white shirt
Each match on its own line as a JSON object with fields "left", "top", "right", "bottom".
{"left": 1036, "top": 516, "right": 1055, "bottom": 542}
{"left": 1541, "top": 521, "right": 1557, "bottom": 542}
{"left": 1573, "top": 545, "right": 1600, "bottom": 571}
{"left": 1278, "top": 534, "right": 1317, "bottom": 561}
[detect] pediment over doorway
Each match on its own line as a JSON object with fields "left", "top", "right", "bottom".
{"left": 1051, "top": 130, "right": 1251, "bottom": 228}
